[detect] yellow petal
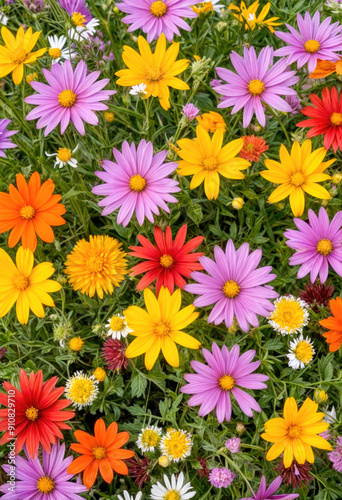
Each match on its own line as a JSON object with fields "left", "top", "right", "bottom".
{"left": 267, "top": 183, "right": 292, "bottom": 204}
{"left": 145, "top": 338, "right": 162, "bottom": 370}
{"left": 161, "top": 336, "right": 179, "bottom": 367}
{"left": 289, "top": 187, "right": 305, "bottom": 216}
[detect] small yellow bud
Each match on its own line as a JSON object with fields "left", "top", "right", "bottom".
{"left": 158, "top": 456, "right": 170, "bottom": 467}
{"left": 232, "top": 197, "right": 244, "bottom": 210}
{"left": 193, "top": 55, "right": 201, "bottom": 62}
{"left": 93, "top": 367, "right": 106, "bottom": 382}
{"left": 68, "top": 337, "right": 84, "bottom": 352}
{"left": 314, "top": 389, "right": 328, "bottom": 403}
{"left": 26, "top": 72, "right": 38, "bottom": 85}
{"left": 332, "top": 173, "right": 342, "bottom": 185}
{"left": 321, "top": 199, "right": 329, "bottom": 207}
{"left": 227, "top": 318, "right": 238, "bottom": 334}
{"left": 104, "top": 111, "right": 115, "bottom": 122}
{"left": 236, "top": 423, "right": 246, "bottom": 435}
{"left": 276, "top": 203, "right": 285, "bottom": 211}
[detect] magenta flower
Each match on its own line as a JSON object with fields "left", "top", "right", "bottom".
{"left": 25, "top": 60, "right": 115, "bottom": 136}
{"left": 117, "top": 0, "right": 197, "bottom": 42}
{"left": 92, "top": 140, "right": 180, "bottom": 227}
{"left": 58, "top": 0, "right": 92, "bottom": 22}
{"left": 214, "top": 46, "right": 299, "bottom": 128}
{"left": 284, "top": 207, "right": 342, "bottom": 284}
{"left": 181, "top": 342, "right": 269, "bottom": 423}
{"left": 182, "top": 103, "right": 200, "bottom": 121}
{"left": 185, "top": 239, "right": 278, "bottom": 332}
{"left": 209, "top": 467, "right": 236, "bottom": 488}
{"left": 225, "top": 437, "right": 241, "bottom": 453}
{"left": 274, "top": 12, "right": 342, "bottom": 74}
{"left": 239, "top": 476, "right": 299, "bottom": 500}
{"left": 328, "top": 437, "right": 342, "bottom": 473}
{"left": 0, "top": 119, "right": 17, "bottom": 158}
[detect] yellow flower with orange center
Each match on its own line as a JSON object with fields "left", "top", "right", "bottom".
{"left": 229, "top": 1, "right": 282, "bottom": 33}
{"left": 196, "top": 111, "right": 226, "bottom": 133}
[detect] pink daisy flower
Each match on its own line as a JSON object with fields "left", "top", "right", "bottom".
{"left": 181, "top": 342, "right": 269, "bottom": 423}
{"left": 25, "top": 60, "right": 115, "bottom": 136}
{"left": 284, "top": 207, "right": 342, "bottom": 284}
{"left": 185, "top": 239, "right": 278, "bottom": 332}
{"left": 58, "top": 0, "right": 92, "bottom": 22}
{"left": 92, "top": 140, "right": 180, "bottom": 227}
{"left": 214, "top": 46, "right": 299, "bottom": 128}
{"left": 0, "top": 119, "right": 17, "bottom": 158}
{"left": 274, "top": 11, "right": 342, "bottom": 74}
{"left": 117, "top": 0, "right": 197, "bottom": 42}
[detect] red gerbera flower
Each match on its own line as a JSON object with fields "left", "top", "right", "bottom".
{"left": 238, "top": 135, "right": 269, "bottom": 162}
{"left": 129, "top": 224, "right": 204, "bottom": 294}
{"left": 297, "top": 86, "right": 342, "bottom": 152}
{"left": 0, "top": 369, "right": 75, "bottom": 458}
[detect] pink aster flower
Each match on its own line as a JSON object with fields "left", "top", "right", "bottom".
{"left": 214, "top": 46, "right": 299, "bottom": 128}
{"left": 181, "top": 342, "right": 269, "bottom": 423}
{"left": 185, "top": 239, "right": 278, "bottom": 332}
{"left": 182, "top": 103, "right": 200, "bottom": 121}
{"left": 117, "top": 0, "right": 197, "bottom": 42}
{"left": 25, "top": 60, "right": 115, "bottom": 136}
{"left": 328, "top": 436, "right": 342, "bottom": 473}
{"left": 209, "top": 467, "right": 236, "bottom": 488}
{"left": 58, "top": 0, "right": 92, "bottom": 22}
{"left": 274, "top": 11, "right": 342, "bottom": 74}
{"left": 92, "top": 140, "right": 180, "bottom": 227}
{"left": 225, "top": 437, "right": 241, "bottom": 453}
{"left": 284, "top": 207, "right": 342, "bottom": 284}
{"left": 0, "top": 119, "right": 17, "bottom": 158}
{"left": 239, "top": 475, "right": 299, "bottom": 500}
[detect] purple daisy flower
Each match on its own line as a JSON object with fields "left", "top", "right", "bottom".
{"left": 58, "top": 0, "right": 92, "bottom": 22}
{"left": 284, "top": 207, "right": 342, "bottom": 284}
{"left": 181, "top": 342, "right": 269, "bottom": 423}
{"left": 182, "top": 103, "right": 200, "bottom": 121}
{"left": 117, "top": 0, "right": 197, "bottom": 42}
{"left": 0, "top": 118, "right": 18, "bottom": 158}
{"left": 209, "top": 467, "right": 236, "bottom": 488}
{"left": 214, "top": 46, "right": 299, "bottom": 128}
{"left": 185, "top": 239, "right": 278, "bottom": 332}
{"left": 92, "top": 139, "right": 180, "bottom": 226}
{"left": 274, "top": 12, "right": 342, "bottom": 74}
{"left": 0, "top": 442, "right": 87, "bottom": 499}
{"left": 25, "top": 59, "right": 115, "bottom": 136}
{"left": 239, "top": 475, "right": 299, "bottom": 500}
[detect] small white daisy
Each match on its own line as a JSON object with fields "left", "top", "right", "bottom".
{"left": 151, "top": 472, "right": 196, "bottom": 500}
{"left": 106, "top": 314, "right": 133, "bottom": 340}
{"left": 48, "top": 35, "right": 76, "bottom": 64}
{"left": 69, "top": 18, "right": 100, "bottom": 41}
{"left": 65, "top": 371, "right": 99, "bottom": 409}
{"left": 129, "top": 83, "right": 148, "bottom": 96}
{"left": 118, "top": 491, "right": 142, "bottom": 500}
{"left": 159, "top": 429, "right": 193, "bottom": 463}
{"left": 137, "top": 425, "right": 162, "bottom": 453}
{"left": 287, "top": 335, "right": 315, "bottom": 370}
{"left": 46, "top": 145, "right": 78, "bottom": 169}
{"left": 269, "top": 295, "right": 309, "bottom": 335}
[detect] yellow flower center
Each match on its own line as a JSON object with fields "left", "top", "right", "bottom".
{"left": 92, "top": 446, "right": 107, "bottom": 460}
{"left": 248, "top": 79, "right": 265, "bottom": 96}
{"left": 37, "top": 476, "right": 55, "bottom": 493}
{"left": 222, "top": 280, "right": 240, "bottom": 298}
{"left": 49, "top": 47, "right": 62, "bottom": 59}
{"left": 202, "top": 155, "right": 218, "bottom": 171}
{"left": 69, "top": 379, "right": 95, "bottom": 405}
{"left": 72, "top": 11, "right": 86, "bottom": 26}
{"left": 154, "top": 321, "right": 170, "bottom": 337}
{"left": 294, "top": 341, "right": 314, "bottom": 365}
{"left": 69, "top": 337, "right": 84, "bottom": 351}
{"left": 150, "top": 0, "right": 167, "bottom": 17}
{"left": 304, "top": 39, "right": 320, "bottom": 53}
{"left": 330, "top": 112, "right": 342, "bottom": 126}
{"left": 317, "top": 238, "right": 333, "bottom": 256}
{"left": 87, "top": 256, "right": 104, "bottom": 273}
{"left": 165, "top": 492, "right": 181, "bottom": 500}
{"left": 162, "top": 430, "right": 191, "bottom": 460}
{"left": 269, "top": 297, "right": 307, "bottom": 333}
{"left": 58, "top": 89, "right": 77, "bottom": 108}
{"left": 219, "top": 375, "right": 235, "bottom": 391}
{"left": 288, "top": 425, "right": 301, "bottom": 438}
{"left": 129, "top": 174, "right": 146, "bottom": 192}
{"left": 57, "top": 147, "right": 72, "bottom": 162}
{"left": 14, "top": 275, "right": 29, "bottom": 291}
{"left": 25, "top": 406, "right": 39, "bottom": 421}
{"left": 146, "top": 66, "right": 162, "bottom": 82}
{"left": 110, "top": 316, "right": 125, "bottom": 331}
{"left": 160, "top": 254, "right": 174, "bottom": 268}
{"left": 141, "top": 429, "right": 161, "bottom": 448}
{"left": 11, "top": 48, "right": 27, "bottom": 64}
{"left": 291, "top": 172, "right": 306, "bottom": 187}
{"left": 20, "top": 205, "right": 35, "bottom": 220}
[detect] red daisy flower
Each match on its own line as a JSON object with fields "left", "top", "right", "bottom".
{"left": 0, "top": 369, "right": 75, "bottom": 458}
{"left": 238, "top": 135, "right": 269, "bottom": 162}
{"left": 297, "top": 86, "right": 342, "bottom": 152}
{"left": 129, "top": 224, "right": 204, "bottom": 294}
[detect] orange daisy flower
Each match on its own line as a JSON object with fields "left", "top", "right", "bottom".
{"left": 310, "top": 58, "right": 342, "bottom": 79}
{"left": 319, "top": 297, "right": 342, "bottom": 352}
{"left": 239, "top": 135, "right": 269, "bottom": 162}
{"left": 67, "top": 418, "right": 134, "bottom": 490}
{"left": 0, "top": 171, "right": 66, "bottom": 251}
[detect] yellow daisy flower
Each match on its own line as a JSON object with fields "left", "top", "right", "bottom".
{"left": 0, "top": 246, "right": 61, "bottom": 324}
{"left": 125, "top": 286, "right": 200, "bottom": 370}
{"left": 115, "top": 34, "right": 189, "bottom": 111}
{"left": 229, "top": 1, "right": 281, "bottom": 33}
{"left": 261, "top": 397, "right": 332, "bottom": 468}
{"left": 177, "top": 125, "right": 250, "bottom": 200}
{"left": 260, "top": 140, "right": 333, "bottom": 217}
{"left": 0, "top": 26, "right": 46, "bottom": 84}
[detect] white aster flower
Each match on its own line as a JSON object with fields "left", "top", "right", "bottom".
{"left": 268, "top": 295, "right": 309, "bottom": 335}
{"left": 137, "top": 425, "right": 162, "bottom": 453}
{"left": 151, "top": 473, "right": 196, "bottom": 500}
{"left": 118, "top": 492, "right": 142, "bottom": 500}
{"left": 129, "top": 83, "right": 147, "bottom": 96}
{"left": 106, "top": 314, "right": 133, "bottom": 340}
{"left": 65, "top": 371, "right": 99, "bottom": 409}
{"left": 46, "top": 145, "right": 78, "bottom": 169}
{"left": 48, "top": 35, "right": 76, "bottom": 64}
{"left": 287, "top": 335, "right": 315, "bottom": 370}
{"left": 69, "top": 18, "right": 100, "bottom": 41}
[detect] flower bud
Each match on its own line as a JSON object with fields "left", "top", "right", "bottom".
{"left": 314, "top": 389, "right": 328, "bottom": 403}
{"left": 232, "top": 197, "right": 244, "bottom": 210}
{"left": 158, "top": 456, "right": 170, "bottom": 467}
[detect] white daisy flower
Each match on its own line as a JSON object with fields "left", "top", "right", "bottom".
{"left": 106, "top": 314, "right": 133, "bottom": 340}
{"left": 0, "top": 13, "right": 8, "bottom": 26}
{"left": 268, "top": 295, "right": 309, "bottom": 335}
{"left": 137, "top": 425, "right": 162, "bottom": 453}
{"left": 151, "top": 472, "right": 196, "bottom": 500}
{"left": 45, "top": 145, "right": 78, "bottom": 169}
{"left": 48, "top": 35, "right": 76, "bottom": 64}
{"left": 118, "top": 491, "right": 142, "bottom": 500}
{"left": 129, "top": 83, "right": 147, "bottom": 96}
{"left": 69, "top": 18, "right": 100, "bottom": 41}
{"left": 287, "top": 335, "right": 315, "bottom": 370}
{"left": 65, "top": 371, "right": 99, "bottom": 409}
{"left": 159, "top": 429, "right": 193, "bottom": 463}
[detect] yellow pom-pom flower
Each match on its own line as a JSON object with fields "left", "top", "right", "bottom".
{"left": 93, "top": 367, "right": 106, "bottom": 382}
{"left": 68, "top": 337, "right": 84, "bottom": 352}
